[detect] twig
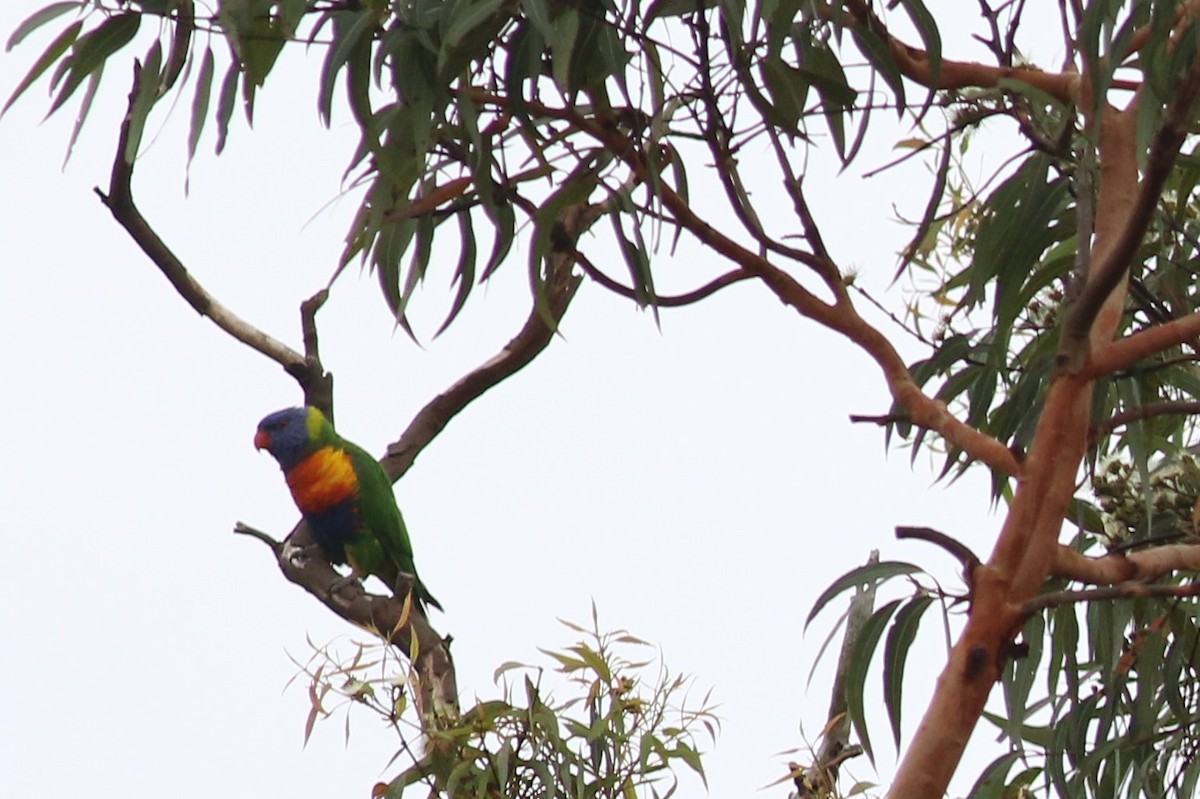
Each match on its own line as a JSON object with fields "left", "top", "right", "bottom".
{"left": 299, "top": 289, "right": 333, "bottom": 418}
{"left": 233, "top": 522, "right": 283, "bottom": 554}
{"left": 1092, "top": 400, "right": 1200, "bottom": 440}
{"left": 1018, "top": 580, "right": 1200, "bottom": 616}
{"left": 569, "top": 245, "right": 753, "bottom": 307}
{"left": 849, "top": 412, "right": 910, "bottom": 426}
{"left": 896, "top": 526, "right": 983, "bottom": 578}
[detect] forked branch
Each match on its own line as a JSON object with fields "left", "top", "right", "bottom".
{"left": 97, "top": 64, "right": 331, "bottom": 403}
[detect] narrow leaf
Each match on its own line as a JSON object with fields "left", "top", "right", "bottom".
{"left": 186, "top": 46, "right": 214, "bottom": 182}
{"left": 214, "top": 59, "right": 238, "bottom": 153}
{"left": 49, "top": 13, "right": 140, "bottom": 116}
{"left": 2, "top": 19, "right": 81, "bottom": 116}
{"left": 62, "top": 63, "right": 101, "bottom": 166}
{"left": 845, "top": 599, "right": 903, "bottom": 764}
{"left": 883, "top": 594, "right": 933, "bottom": 748}
{"left": 805, "top": 561, "right": 922, "bottom": 629}
{"left": 6, "top": 2, "right": 80, "bottom": 51}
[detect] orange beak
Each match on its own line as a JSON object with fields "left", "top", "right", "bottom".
{"left": 253, "top": 430, "right": 271, "bottom": 450}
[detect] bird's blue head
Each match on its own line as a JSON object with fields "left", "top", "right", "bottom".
{"left": 254, "top": 406, "right": 320, "bottom": 471}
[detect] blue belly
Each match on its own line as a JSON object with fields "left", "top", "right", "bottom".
{"left": 306, "top": 501, "right": 359, "bottom": 564}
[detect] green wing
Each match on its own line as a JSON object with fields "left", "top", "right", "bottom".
{"left": 344, "top": 440, "right": 443, "bottom": 611}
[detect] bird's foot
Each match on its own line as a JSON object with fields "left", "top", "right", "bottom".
{"left": 328, "top": 574, "right": 363, "bottom": 597}
{"left": 285, "top": 542, "right": 325, "bottom": 568}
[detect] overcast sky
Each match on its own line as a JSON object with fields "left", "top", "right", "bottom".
{"left": 1, "top": 5, "right": 1022, "bottom": 798}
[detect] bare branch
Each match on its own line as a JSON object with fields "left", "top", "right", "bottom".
{"left": 896, "top": 526, "right": 983, "bottom": 578}
{"left": 569, "top": 244, "right": 752, "bottom": 307}
{"left": 381, "top": 207, "right": 587, "bottom": 482}
{"left": 96, "top": 64, "right": 323, "bottom": 394}
{"left": 233, "top": 522, "right": 283, "bottom": 554}
{"left": 833, "top": 0, "right": 1081, "bottom": 102}
{"left": 1051, "top": 542, "right": 1200, "bottom": 584}
{"left": 848, "top": 412, "right": 908, "bottom": 426}
{"left": 1086, "top": 310, "right": 1200, "bottom": 378}
{"left": 1092, "top": 400, "right": 1200, "bottom": 440}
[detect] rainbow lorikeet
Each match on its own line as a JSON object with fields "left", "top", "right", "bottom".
{"left": 254, "top": 406, "right": 442, "bottom": 613}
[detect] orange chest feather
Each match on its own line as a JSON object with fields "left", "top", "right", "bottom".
{"left": 285, "top": 447, "right": 359, "bottom": 514}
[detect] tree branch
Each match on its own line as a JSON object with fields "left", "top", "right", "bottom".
{"left": 96, "top": 63, "right": 328, "bottom": 397}
{"left": 234, "top": 522, "right": 459, "bottom": 724}
{"left": 1091, "top": 400, "right": 1200, "bottom": 440}
{"left": 1051, "top": 542, "right": 1200, "bottom": 584}
{"left": 381, "top": 206, "right": 587, "bottom": 482}
{"left": 834, "top": 0, "right": 1080, "bottom": 102}
{"left": 1018, "top": 580, "right": 1200, "bottom": 616}
{"left": 896, "top": 526, "right": 982, "bottom": 581}
{"left": 568, "top": 244, "right": 752, "bottom": 307}
{"left": 460, "top": 91, "right": 1021, "bottom": 479}
{"left": 1058, "top": 50, "right": 1200, "bottom": 371}
{"left": 1086, "top": 309, "right": 1200, "bottom": 378}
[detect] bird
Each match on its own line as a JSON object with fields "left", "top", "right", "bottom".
{"left": 254, "top": 406, "right": 442, "bottom": 613}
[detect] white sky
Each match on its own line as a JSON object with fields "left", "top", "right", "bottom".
{"left": 0, "top": 5, "right": 1023, "bottom": 798}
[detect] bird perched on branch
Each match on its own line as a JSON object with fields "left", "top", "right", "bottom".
{"left": 254, "top": 406, "right": 442, "bottom": 613}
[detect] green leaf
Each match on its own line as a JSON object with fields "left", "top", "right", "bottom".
{"left": 435, "top": 211, "right": 477, "bottom": 337}
{"left": 62, "top": 63, "right": 101, "bottom": 166}
{"left": 805, "top": 561, "right": 923, "bottom": 629}
{"left": 882, "top": 595, "right": 933, "bottom": 748}
{"left": 317, "top": 10, "right": 377, "bottom": 126}
{"left": 849, "top": 24, "right": 905, "bottom": 116}
{"left": 759, "top": 58, "right": 808, "bottom": 135}
{"left": 6, "top": 2, "right": 80, "bottom": 51}
{"left": 547, "top": 8, "right": 581, "bottom": 92}
{"left": 846, "top": 598, "right": 902, "bottom": 764}
{"left": 670, "top": 741, "right": 707, "bottom": 788}
{"left": 1002, "top": 610, "right": 1044, "bottom": 749}
{"left": 185, "top": 46, "right": 214, "bottom": 181}
{"left": 794, "top": 31, "right": 856, "bottom": 158}
{"left": 443, "top": 0, "right": 505, "bottom": 50}
{"left": 2, "top": 19, "right": 82, "bottom": 116}
{"left": 964, "top": 751, "right": 1019, "bottom": 799}
{"left": 899, "top": 0, "right": 941, "bottom": 118}
{"left": 48, "top": 13, "right": 141, "bottom": 117}
{"left": 214, "top": 59, "right": 239, "bottom": 153}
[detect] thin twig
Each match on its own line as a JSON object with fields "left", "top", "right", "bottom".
{"left": 896, "top": 526, "right": 983, "bottom": 578}
{"left": 1092, "top": 400, "right": 1200, "bottom": 439}
{"left": 1019, "top": 580, "right": 1200, "bottom": 616}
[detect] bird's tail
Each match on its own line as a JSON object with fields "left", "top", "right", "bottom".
{"left": 395, "top": 572, "right": 443, "bottom": 614}
{"left": 415, "top": 577, "right": 443, "bottom": 613}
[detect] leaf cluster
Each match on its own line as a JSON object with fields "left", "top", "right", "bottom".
{"left": 284, "top": 613, "right": 716, "bottom": 799}
{"left": 388, "top": 613, "right": 718, "bottom": 799}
